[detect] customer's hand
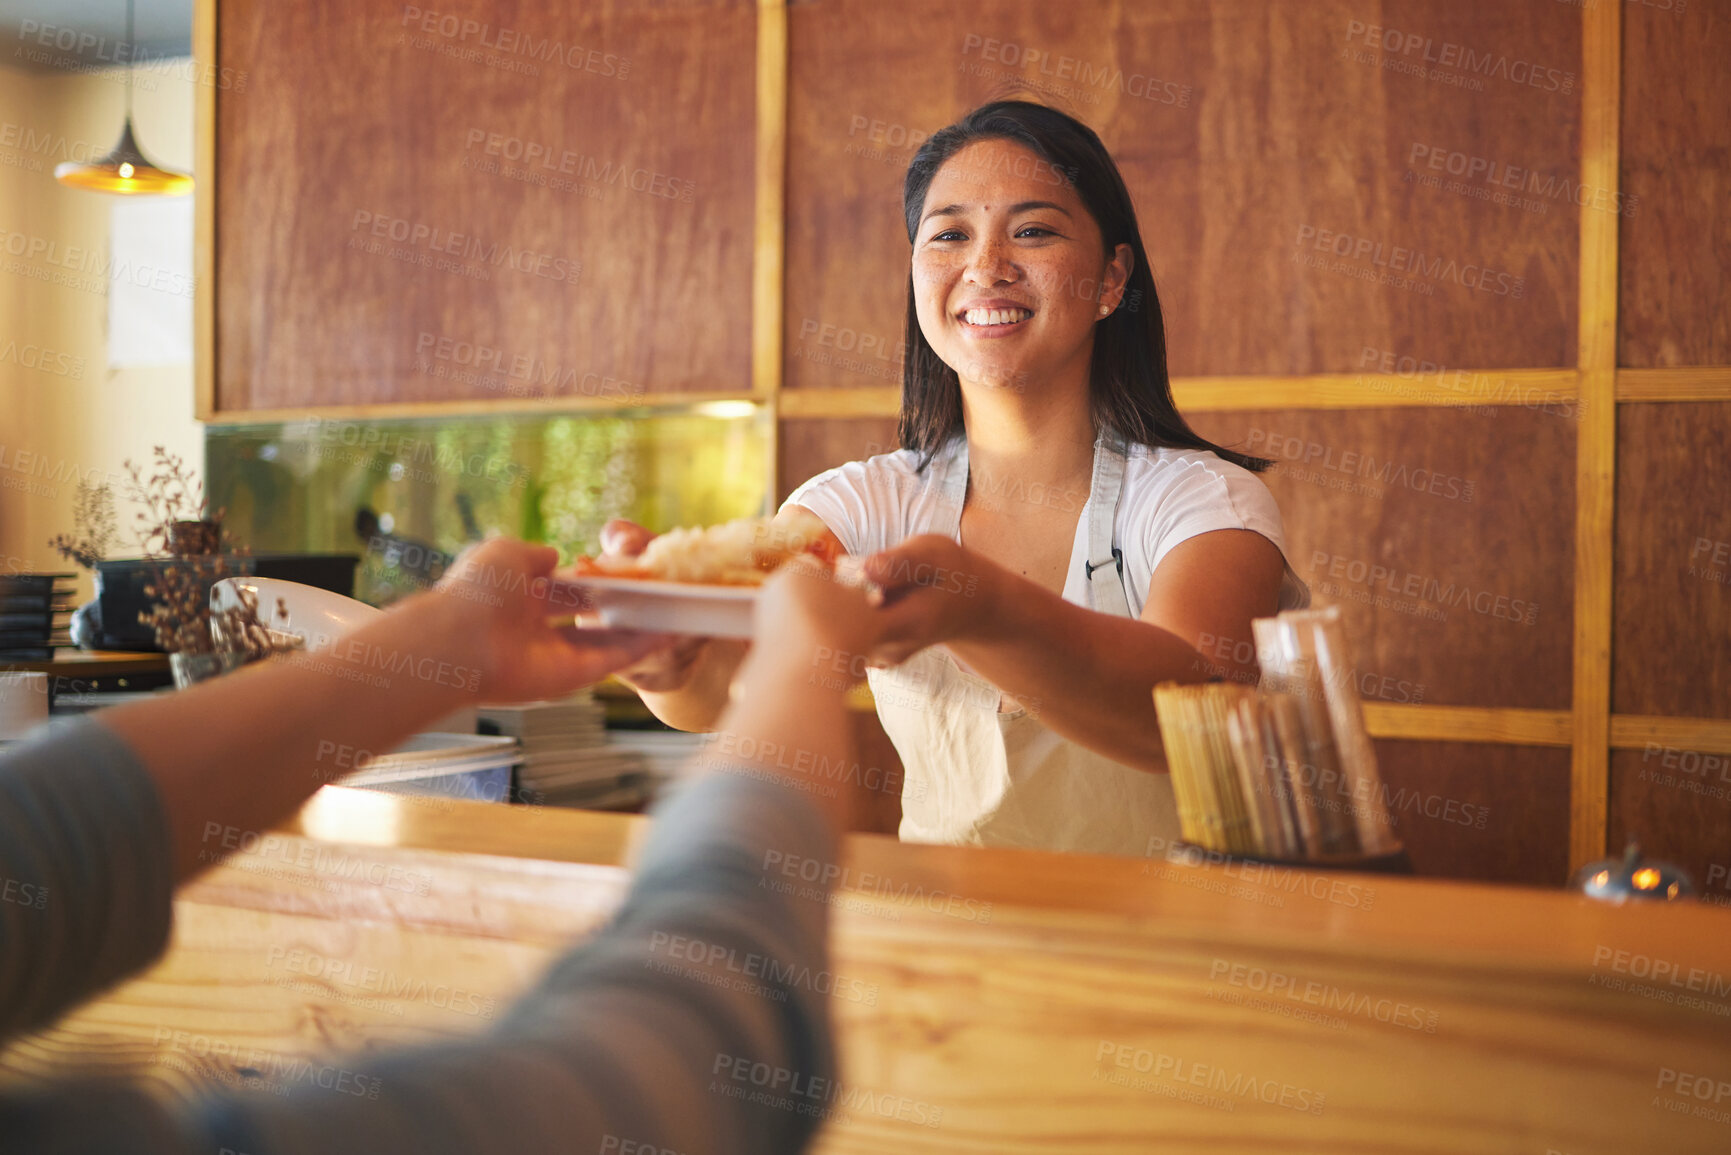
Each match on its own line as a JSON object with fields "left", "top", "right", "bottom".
{"left": 743, "top": 556, "right": 883, "bottom": 691}
{"left": 434, "top": 536, "right": 669, "bottom": 703}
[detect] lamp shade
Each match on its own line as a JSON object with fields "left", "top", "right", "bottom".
{"left": 54, "top": 118, "right": 191, "bottom": 196}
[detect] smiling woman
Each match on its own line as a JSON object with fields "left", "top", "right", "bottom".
{"left": 615, "top": 101, "right": 1309, "bottom": 857}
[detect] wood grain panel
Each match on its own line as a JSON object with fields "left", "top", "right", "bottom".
{"left": 777, "top": 415, "right": 900, "bottom": 504}
{"left": 1372, "top": 740, "right": 1571, "bottom": 886}
{"left": 1618, "top": 0, "right": 1731, "bottom": 367}
{"left": 9, "top": 795, "right": 1731, "bottom": 1153}
{"left": 1187, "top": 406, "right": 1576, "bottom": 711}
{"left": 215, "top": 0, "right": 756, "bottom": 412}
{"left": 783, "top": 0, "right": 1580, "bottom": 388}
{"left": 1609, "top": 747, "right": 1731, "bottom": 902}
{"left": 1612, "top": 403, "right": 1731, "bottom": 718}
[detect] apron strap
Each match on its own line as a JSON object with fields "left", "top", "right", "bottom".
{"left": 932, "top": 430, "right": 1135, "bottom": 618}
{"left": 1083, "top": 430, "right": 1135, "bottom": 618}
{"left": 930, "top": 435, "right": 969, "bottom": 540}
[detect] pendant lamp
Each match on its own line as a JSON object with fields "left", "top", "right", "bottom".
{"left": 53, "top": 0, "right": 192, "bottom": 196}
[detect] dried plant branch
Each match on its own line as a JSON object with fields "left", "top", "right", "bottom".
{"left": 123, "top": 446, "right": 264, "bottom": 657}
{"left": 47, "top": 480, "right": 118, "bottom": 571}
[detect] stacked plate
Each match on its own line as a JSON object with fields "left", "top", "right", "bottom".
{"left": 1, "top": 573, "right": 74, "bottom": 660}
{"left": 607, "top": 728, "right": 706, "bottom": 783}
{"left": 338, "top": 732, "right": 519, "bottom": 804}
{"left": 479, "top": 691, "right": 649, "bottom": 807}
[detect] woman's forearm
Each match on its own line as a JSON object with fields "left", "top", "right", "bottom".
{"left": 946, "top": 576, "right": 1207, "bottom": 772}
{"left": 630, "top": 639, "right": 749, "bottom": 732}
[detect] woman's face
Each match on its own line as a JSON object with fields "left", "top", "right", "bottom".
{"left": 911, "top": 138, "right": 1132, "bottom": 394}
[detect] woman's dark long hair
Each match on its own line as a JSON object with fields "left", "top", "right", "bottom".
{"left": 898, "top": 100, "right": 1269, "bottom": 473}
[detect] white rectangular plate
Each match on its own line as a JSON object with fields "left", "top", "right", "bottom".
{"left": 556, "top": 574, "right": 759, "bottom": 638}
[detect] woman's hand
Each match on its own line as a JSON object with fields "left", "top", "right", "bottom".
{"left": 589, "top": 519, "right": 717, "bottom": 693}
{"left": 861, "top": 535, "right": 1004, "bottom": 666}
{"left": 434, "top": 536, "right": 669, "bottom": 703}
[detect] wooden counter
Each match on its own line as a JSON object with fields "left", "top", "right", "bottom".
{"left": 5, "top": 785, "right": 1730, "bottom": 1153}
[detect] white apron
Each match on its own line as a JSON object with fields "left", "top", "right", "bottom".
{"left": 867, "top": 431, "right": 1180, "bottom": 855}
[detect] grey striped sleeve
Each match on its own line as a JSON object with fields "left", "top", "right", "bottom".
{"left": 0, "top": 717, "right": 177, "bottom": 1043}
{"left": 0, "top": 712, "right": 841, "bottom": 1155}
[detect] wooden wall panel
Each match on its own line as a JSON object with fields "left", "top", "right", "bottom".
{"left": 1618, "top": 0, "right": 1731, "bottom": 367}
{"left": 777, "top": 415, "right": 900, "bottom": 504}
{"left": 215, "top": 0, "right": 755, "bottom": 411}
{"left": 1186, "top": 406, "right": 1576, "bottom": 711}
{"left": 784, "top": 0, "right": 1580, "bottom": 389}
{"left": 1372, "top": 740, "right": 1571, "bottom": 886}
{"left": 1609, "top": 747, "right": 1731, "bottom": 900}
{"left": 1612, "top": 403, "right": 1731, "bottom": 718}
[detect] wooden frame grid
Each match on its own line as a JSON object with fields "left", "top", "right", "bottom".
{"left": 193, "top": 1, "right": 1727, "bottom": 869}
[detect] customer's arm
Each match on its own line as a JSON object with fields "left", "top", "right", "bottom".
{"left": 0, "top": 538, "right": 663, "bottom": 1041}
{"left": 2, "top": 559, "right": 877, "bottom": 1155}
{"left": 102, "top": 540, "right": 664, "bottom": 883}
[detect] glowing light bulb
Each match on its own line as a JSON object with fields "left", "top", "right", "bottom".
{"left": 1632, "top": 867, "right": 1661, "bottom": 890}
{"left": 118, "top": 162, "right": 135, "bottom": 178}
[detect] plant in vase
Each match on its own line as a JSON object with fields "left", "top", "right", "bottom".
{"left": 46, "top": 480, "right": 119, "bottom": 648}
{"left": 123, "top": 447, "right": 279, "bottom": 686}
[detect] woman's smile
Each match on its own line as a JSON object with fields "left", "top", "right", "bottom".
{"left": 957, "top": 298, "right": 1036, "bottom": 336}
{"left": 912, "top": 138, "right": 1129, "bottom": 389}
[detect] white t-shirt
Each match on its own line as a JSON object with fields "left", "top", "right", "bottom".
{"left": 782, "top": 438, "right": 1308, "bottom": 613}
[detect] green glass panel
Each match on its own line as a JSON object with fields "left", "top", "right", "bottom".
{"left": 206, "top": 407, "right": 771, "bottom": 606}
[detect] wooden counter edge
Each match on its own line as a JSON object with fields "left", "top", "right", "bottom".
{"left": 279, "top": 785, "right": 1731, "bottom": 979}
